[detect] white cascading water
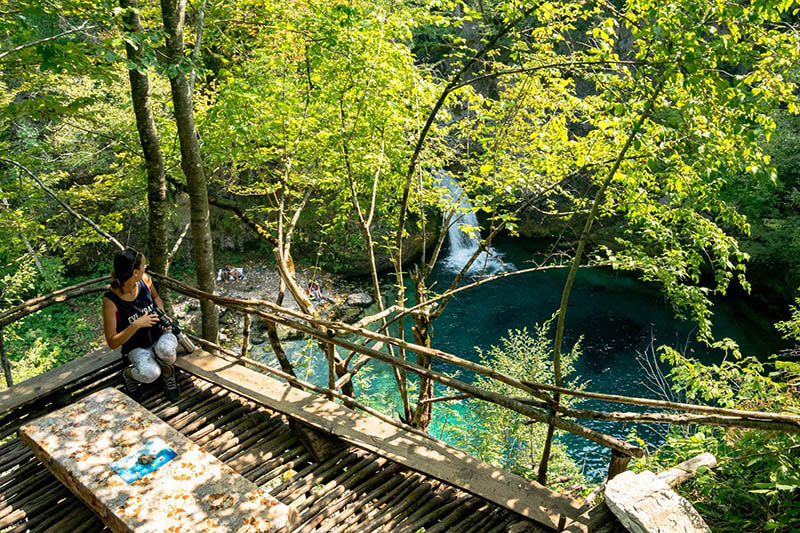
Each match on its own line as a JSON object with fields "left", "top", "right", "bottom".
{"left": 436, "top": 171, "right": 513, "bottom": 274}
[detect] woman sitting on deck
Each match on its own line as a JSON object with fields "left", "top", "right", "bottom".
{"left": 102, "top": 248, "right": 180, "bottom": 401}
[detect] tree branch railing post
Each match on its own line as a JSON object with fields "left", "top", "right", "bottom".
{"left": 0, "top": 328, "right": 12, "bottom": 388}
{"left": 149, "top": 273, "right": 800, "bottom": 425}
{"left": 324, "top": 343, "right": 336, "bottom": 400}
{"left": 241, "top": 313, "right": 251, "bottom": 359}
{"left": 607, "top": 450, "right": 632, "bottom": 481}
{"left": 185, "top": 333, "right": 438, "bottom": 442}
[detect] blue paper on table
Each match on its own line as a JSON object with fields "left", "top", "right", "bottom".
{"left": 109, "top": 437, "right": 177, "bottom": 483}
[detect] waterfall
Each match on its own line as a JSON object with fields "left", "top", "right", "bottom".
{"left": 436, "top": 171, "right": 513, "bottom": 274}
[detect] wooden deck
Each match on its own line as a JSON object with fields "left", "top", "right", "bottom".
{"left": 178, "top": 351, "right": 585, "bottom": 529}
{"left": 0, "top": 353, "right": 554, "bottom": 532}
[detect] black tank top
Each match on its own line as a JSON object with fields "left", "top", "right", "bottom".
{"left": 104, "top": 280, "right": 162, "bottom": 355}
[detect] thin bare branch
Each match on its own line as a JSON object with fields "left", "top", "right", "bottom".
{"left": 1, "top": 158, "right": 124, "bottom": 250}
{"left": 0, "top": 22, "right": 95, "bottom": 61}
{"left": 165, "top": 222, "right": 191, "bottom": 272}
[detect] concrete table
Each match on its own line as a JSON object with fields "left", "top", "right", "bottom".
{"left": 19, "top": 387, "right": 297, "bottom": 533}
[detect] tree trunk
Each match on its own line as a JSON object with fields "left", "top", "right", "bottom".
{"left": 271, "top": 246, "right": 354, "bottom": 397}
{"left": 160, "top": 0, "right": 218, "bottom": 341}
{"left": 240, "top": 313, "right": 250, "bottom": 359}
{"left": 266, "top": 321, "right": 297, "bottom": 377}
{"left": 22, "top": 236, "right": 43, "bottom": 274}
{"left": 409, "top": 270, "right": 435, "bottom": 431}
{"left": 119, "top": 0, "right": 171, "bottom": 312}
{"left": 411, "top": 315, "right": 434, "bottom": 430}
{"left": 536, "top": 80, "right": 664, "bottom": 485}
{"left": 328, "top": 344, "right": 354, "bottom": 398}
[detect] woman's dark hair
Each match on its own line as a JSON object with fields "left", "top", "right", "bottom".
{"left": 111, "top": 248, "right": 143, "bottom": 289}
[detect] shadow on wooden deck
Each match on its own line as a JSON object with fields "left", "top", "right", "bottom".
{"left": 0, "top": 359, "right": 548, "bottom": 532}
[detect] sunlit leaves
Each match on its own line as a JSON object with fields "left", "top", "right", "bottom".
{"left": 460, "top": 324, "right": 584, "bottom": 481}
{"left": 776, "top": 296, "right": 800, "bottom": 342}
{"left": 2, "top": 0, "right": 798, "bottom": 343}
{"left": 194, "top": 0, "right": 444, "bottom": 267}
{"left": 548, "top": 0, "right": 800, "bottom": 341}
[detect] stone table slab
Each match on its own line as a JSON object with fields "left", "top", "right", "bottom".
{"left": 19, "top": 387, "right": 297, "bottom": 533}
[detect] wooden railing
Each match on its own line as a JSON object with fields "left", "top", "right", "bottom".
{"left": 150, "top": 275, "right": 800, "bottom": 477}
{"left": 3, "top": 274, "right": 800, "bottom": 482}
{"left": 0, "top": 276, "right": 111, "bottom": 387}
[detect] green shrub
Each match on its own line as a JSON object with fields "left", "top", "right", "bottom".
{"left": 447, "top": 323, "right": 586, "bottom": 489}
{"left": 3, "top": 298, "right": 99, "bottom": 388}
{"left": 642, "top": 341, "right": 800, "bottom": 532}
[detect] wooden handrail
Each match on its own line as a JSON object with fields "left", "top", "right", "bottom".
{"left": 4, "top": 274, "right": 799, "bottom": 479}
{"left": 152, "top": 276, "right": 644, "bottom": 457}
{"left": 187, "top": 334, "right": 437, "bottom": 442}
{"left": 0, "top": 277, "right": 109, "bottom": 327}
{"left": 151, "top": 273, "right": 557, "bottom": 405}
{"left": 153, "top": 274, "right": 800, "bottom": 429}
{"left": 0, "top": 277, "right": 110, "bottom": 387}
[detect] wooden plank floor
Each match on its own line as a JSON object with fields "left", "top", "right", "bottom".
{"left": 178, "top": 351, "right": 582, "bottom": 529}
{"left": 0, "top": 346, "right": 121, "bottom": 416}
{"left": 0, "top": 372, "right": 545, "bottom": 532}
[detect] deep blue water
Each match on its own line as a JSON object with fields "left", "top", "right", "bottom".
{"left": 256, "top": 236, "right": 781, "bottom": 481}
{"left": 423, "top": 237, "right": 781, "bottom": 479}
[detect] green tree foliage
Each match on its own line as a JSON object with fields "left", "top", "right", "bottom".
{"left": 3, "top": 299, "right": 99, "bottom": 385}
{"left": 0, "top": 0, "right": 173, "bottom": 307}
{"left": 0, "top": 77, "right": 158, "bottom": 303}
{"left": 365, "top": 0, "right": 800, "bottom": 363}
{"left": 3, "top": 0, "right": 797, "bottom": 341}
{"left": 1, "top": 0, "right": 180, "bottom": 380}
{"left": 725, "top": 108, "right": 800, "bottom": 297}
{"left": 646, "top": 344, "right": 800, "bottom": 531}
{"left": 545, "top": 0, "right": 798, "bottom": 341}
{"left": 197, "top": 0, "right": 444, "bottom": 264}
{"left": 1, "top": 0, "right": 799, "bottom": 512}
{"left": 777, "top": 294, "right": 800, "bottom": 342}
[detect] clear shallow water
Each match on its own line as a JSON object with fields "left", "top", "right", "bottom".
{"left": 253, "top": 236, "right": 781, "bottom": 481}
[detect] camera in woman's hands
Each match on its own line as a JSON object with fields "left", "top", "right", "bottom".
{"left": 154, "top": 308, "right": 171, "bottom": 329}
{"left": 154, "top": 308, "right": 181, "bottom": 335}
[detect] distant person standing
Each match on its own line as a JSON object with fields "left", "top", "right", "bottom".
{"left": 102, "top": 248, "right": 180, "bottom": 401}
{"left": 308, "top": 280, "right": 322, "bottom": 301}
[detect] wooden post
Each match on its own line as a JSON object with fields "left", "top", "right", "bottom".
{"left": 607, "top": 450, "right": 631, "bottom": 481}
{"left": 0, "top": 328, "right": 13, "bottom": 388}
{"left": 241, "top": 313, "right": 251, "bottom": 359}
{"left": 324, "top": 343, "right": 336, "bottom": 400}
{"left": 658, "top": 452, "right": 717, "bottom": 487}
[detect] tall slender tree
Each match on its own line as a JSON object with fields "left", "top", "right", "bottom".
{"left": 160, "top": 0, "right": 218, "bottom": 341}
{"left": 118, "top": 0, "right": 170, "bottom": 306}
